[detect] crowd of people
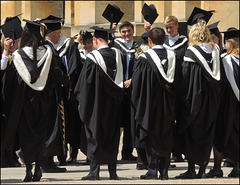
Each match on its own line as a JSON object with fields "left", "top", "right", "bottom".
{"left": 0, "top": 4, "right": 239, "bottom": 182}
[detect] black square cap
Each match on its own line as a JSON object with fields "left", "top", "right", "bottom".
{"left": 5, "top": 13, "right": 23, "bottom": 23}
{"left": 187, "top": 7, "right": 213, "bottom": 26}
{"left": 40, "top": 15, "right": 64, "bottom": 34}
{"left": 82, "top": 31, "right": 93, "bottom": 41}
{"left": 23, "top": 19, "right": 43, "bottom": 35}
{"left": 178, "top": 21, "right": 188, "bottom": 37}
{"left": 90, "top": 26, "right": 116, "bottom": 41}
{"left": 207, "top": 21, "right": 220, "bottom": 34}
{"left": 141, "top": 3, "right": 159, "bottom": 25}
{"left": 221, "top": 27, "right": 239, "bottom": 42}
{"left": 102, "top": 4, "right": 124, "bottom": 24}
{"left": 2, "top": 15, "right": 23, "bottom": 40}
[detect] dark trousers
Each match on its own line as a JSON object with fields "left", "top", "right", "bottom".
{"left": 144, "top": 137, "right": 169, "bottom": 176}
{"left": 89, "top": 160, "right": 117, "bottom": 176}
{"left": 121, "top": 90, "right": 133, "bottom": 157}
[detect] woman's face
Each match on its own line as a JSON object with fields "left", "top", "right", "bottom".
{"left": 8, "top": 39, "right": 19, "bottom": 53}
{"left": 211, "top": 34, "right": 220, "bottom": 45}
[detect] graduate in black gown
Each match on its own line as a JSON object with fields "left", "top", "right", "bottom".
{"left": 54, "top": 25, "right": 82, "bottom": 166}
{"left": 205, "top": 28, "right": 239, "bottom": 178}
{"left": 1, "top": 15, "right": 23, "bottom": 168}
{"left": 74, "top": 26, "right": 124, "bottom": 180}
{"left": 131, "top": 27, "right": 177, "bottom": 180}
{"left": 4, "top": 19, "right": 68, "bottom": 182}
{"left": 175, "top": 19, "right": 221, "bottom": 179}
{"left": 39, "top": 15, "right": 69, "bottom": 172}
{"left": 163, "top": 15, "right": 188, "bottom": 163}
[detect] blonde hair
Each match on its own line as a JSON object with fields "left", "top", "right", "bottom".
{"left": 226, "top": 38, "right": 239, "bottom": 56}
{"left": 164, "top": 16, "right": 178, "bottom": 26}
{"left": 188, "top": 20, "right": 214, "bottom": 49}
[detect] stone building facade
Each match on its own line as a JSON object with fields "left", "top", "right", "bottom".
{"left": 1, "top": 1, "right": 239, "bottom": 39}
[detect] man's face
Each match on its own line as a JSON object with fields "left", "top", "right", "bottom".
{"left": 53, "top": 29, "right": 61, "bottom": 44}
{"left": 120, "top": 26, "right": 134, "bottom": 43}
{"left": 83, "top": 39, "right": 93, "bottom": 53}
{"left": 165, "top": 23, "right": 179, "bottom": 37}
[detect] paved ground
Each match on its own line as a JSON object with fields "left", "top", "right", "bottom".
{"left": 1, "top": 134, "right": 239, "bottom": 184}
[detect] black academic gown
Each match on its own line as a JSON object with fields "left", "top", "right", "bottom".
{"left": 214, "top": 55, "right": 239, "bottom": 162}
{"left": 179, "top": 44, "right": 221, "bottom": 166}
{"left": 43, "top": 41, "right": 69, "bottom": 158}
{"left": 3, "top": 45, "right": 68, "bottom": 164}
{"left": 163, "top": 35, "right": 188, "bottom": 156}
{"left": 131, "top": 47, "right": 177, "bottom": 156}
{"left": 57, "top": 38, "right": 83, "bottom": 151}
{"left": 74, "top": 47, "right": 123, "bottom": 164}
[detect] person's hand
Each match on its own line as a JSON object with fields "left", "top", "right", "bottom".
{"left": 75, "top": 30, "right": 86, "bottom": 42}
{"left": 2, "top": 38, "right": 13, "bottom": 56}
{"left": 124, "top": 79, "right": 132, "bottom": 88}
{"left": 112, "top": 23, "right": 117, "bottom": 31}
{"left": 34, "top": 18, "right": 41, "bottom": 22}
{"left": 1, "top": 18, "right": 6, "bottom": 26}
{"left": 144, "top": 22, "right": 152, "bottom": 32}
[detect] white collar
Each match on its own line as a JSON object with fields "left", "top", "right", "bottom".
{"left": 98, "top": 45, "right": 109, "bottom": 50}
{"left": 22, "top": 46, "right": 46, "bottom": 61}
{"left": 199, "top": 43, "right": 213, "bottom": 54}
{"left": 120, "top": 38, "right": 134, "bottom": 49}
{"left": 152, "top": 45, "right": 164, "bottom": 49}
{"left": 169, "top": 34, "right": 179, "bottom": 41}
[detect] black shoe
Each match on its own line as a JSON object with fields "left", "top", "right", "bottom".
{"left": 110, "top": 174, "right": 119, "bottom": 180}
{"left": 228, "top": 169, "right": 239, "bottom": 178}
{"left": 67, "top": 157, "right": 77, "bottom": 164}
{"left": 81, "top": 173, "right": 100, "bottom": 180}
{"left": 121, "top": 155, "right": 137, "bottom": 161}
{"left": 23, "top": 170, "right": 33, "bottom": 182}
{"left": 32, "top": 168, "right": 42, "bottom": 181}
{"left": 204, "top": 169, "right": 223, "bottom": 178}
{"left": 140, "top": 172, "right": 158, "bottom": 179}
{"left": 174, "top": 156, "right": 184, "bottom": 162}
{"left": 159, "top": 174, "right": 169, "bottom": 180}
{"left": 136, "top": 163, "right": 147, "bottom": 170}
{"left": 59, "top": 161, "right": 68, "bottom": 166}
{"left": 175, "top": 171, "right": 197, "bottom": 179}
{"left": 42, "top": 166, "right": 67, "bottom": 173}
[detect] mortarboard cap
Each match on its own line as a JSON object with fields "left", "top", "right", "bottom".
{"left": 90, "top": 26, "right": 116, "bottom": 41}
{"left": 187, "top": 7, "right": 213, "bottom": 26}
{"left": 102, "top": 4, "right": 124, "bottom": 25}
{"left": 40, "top": 15, "right": 64, "bottom": 34}
{"left": 2, "top": 15, "right": 23, "bottom": 40}
{"left": 221, "top": 27, "right": 239, "bottom": 43}
{"left": 141, "top": 3, "right": 159, "bottom": 25}
{"left": 82, "top": 31, "right": 93, "bottom": 41}
{"left": 23, "top": 19, "right": 43, "bottom": 36}
{"left": 178, "top": 21, "right": 188, "bottom": 37}
{"left": 207, "top": 21, "right": 220, "bottom": 35}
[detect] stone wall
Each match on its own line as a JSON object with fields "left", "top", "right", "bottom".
{"left": 1, "top": 1, "right": 239, "bottom": 38}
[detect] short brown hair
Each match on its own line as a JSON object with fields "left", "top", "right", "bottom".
{"left": 119, "top": 21, "right": 134, "bottom": 32}
{"left": 149, "top": 27, "right": 166, "bottom": 45}
{"left": 164, "top": 16, "right": 178, "bottom": 26}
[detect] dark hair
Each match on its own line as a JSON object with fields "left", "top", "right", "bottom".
{"left": 20, "top": 28, "right": 46, "bottom": 63}
{"left": 211, "top": 29, "right": 223, "bottom": 51}
{"left": 119, "top": 21, "right": 134, "bottom": 32}
{"left": 149, "top": 27, "right": 166, "bottom": 45}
